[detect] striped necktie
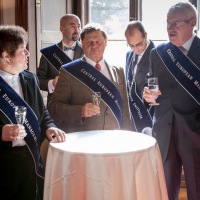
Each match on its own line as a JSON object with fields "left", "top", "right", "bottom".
{"left": 95, "top": 63, "right": 101, "bottom": 71}
{"left": 179, "top": 46, "right": 187, "bottom": 55}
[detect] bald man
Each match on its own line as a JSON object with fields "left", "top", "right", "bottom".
{"left": 37, "top": 14, "right": 83, "bottom": 104}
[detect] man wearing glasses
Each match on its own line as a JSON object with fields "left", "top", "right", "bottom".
{"left": 143, "top": 2, "right": 200, "bottom": 199}
{"left": 125, "top": 21, "right": 155, "bottom": 135}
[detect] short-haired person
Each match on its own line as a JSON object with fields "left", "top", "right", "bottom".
{"left": 48, "top": 23, "right": 132, "bottom": 133}
{"left": 143, "top": 2, "right": 200, "bottom": 199}
{"left": 125, "top": 21, "right": 155, "bottom": 134}
{"left": 37, "top": 14, "right": 83, "bottom": 104}
{"left": 0, "top": 25, "right": 66, "bottom": 200}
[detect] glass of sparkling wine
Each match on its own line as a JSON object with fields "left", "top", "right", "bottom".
{"left": 15, "top": 106, "right": 27, "bottom": 125}
{"left": 92, "top": 92, "right": 101, "bottom": 115}
{"left": 148, "top": 77, "right": 159, "bottom": 106}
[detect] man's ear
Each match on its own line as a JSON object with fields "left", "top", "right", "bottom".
{"left": 2, "top": 51, "right": 11, "bottom": 64}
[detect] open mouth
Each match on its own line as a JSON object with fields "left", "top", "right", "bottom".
{"left": 169, "top": 33, "right": 177, "bottom": 38}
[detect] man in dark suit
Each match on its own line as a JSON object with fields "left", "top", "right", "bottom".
{"left": 0, "top": 25, "right": 66, "bottom": 200}
{"left": 125, "top": 21, "right": 155, "bottom": 98}
{"left": 143, "top": 2, "right": 200, "bottom": 199}
{"left": 125, "top": 21, "right": 155, "bottom": 134}
{"left": 48, "top": 23, "right": 132, "bottom": 133}
{"left": 37, "top": 14, "right": 83, "bottom": 104}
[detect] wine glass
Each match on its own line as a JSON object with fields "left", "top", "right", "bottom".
{"left": 15, "top": 106, "right": 27, "bottom": 125}
{"left": 92, "top": 92, "right": 101, "bottom": 106}
{"left": 15, "top": 106, "right": 27, "bottom": 139}
{"left": 147, "top": 77, "right": 159, "bottom": 106}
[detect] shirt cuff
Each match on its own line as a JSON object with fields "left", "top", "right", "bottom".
{"left": 48, "top": 79, "right": 55, "bottom": 93}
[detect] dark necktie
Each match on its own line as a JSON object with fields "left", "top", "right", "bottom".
{"left": 95, "top": 63, "right": 101, "bottom": 71}
{"left": 63, "top": 46, "right": 75, "bottom": 51}
{"left": 128, "top": 54, "right": 138, "bottom": 83}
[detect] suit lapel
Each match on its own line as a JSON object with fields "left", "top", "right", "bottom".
{"left": 74, "top": 41, "right": 83, "bottom": 60}
{"left": 136, "top": 40, "right": 155, "bottom": 74}
{"left": 19, "top": 72, "right": 33, "bottom": 103}
{"left": 105, "top": 61, "right": 118, "bottom": 84}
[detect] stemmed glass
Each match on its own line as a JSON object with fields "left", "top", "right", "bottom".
{"left": 15, "top": 106, "right": 27, "bottom": 139}
{"left": 15, "top": 106, "right": 27, "bottom": 124}
{"left": 92, "top": 92, "right": 101, "bottom": 106}
{"left": 92, "top": 92, "right": 101, "bottom": 115}
{"left": 147, "top": 77, "right": 159, "bottom": 106}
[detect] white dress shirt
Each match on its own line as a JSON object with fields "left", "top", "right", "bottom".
{"left": 0, "top": 70, "right": 26, "bottom": 146}
{"left": 133, "top": 39, "right": 151, "bottom": 76}
{"left": 84, "top": 56, "right": 111, "bottom": 80}
{"left": 48, "top": 41, "right": 76, "bottom": 93}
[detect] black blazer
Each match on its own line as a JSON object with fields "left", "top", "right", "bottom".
{"left": 149, "top": 36, "right": 200, "bottom": 162}
{"left": 37, "top": 41, "right": 83, "bottom": 103}
{"left": 126, "top": 40, "right": 155, "bottom": 97}
{"left": 0, "top": 70, "right": 56, "bottom": 147}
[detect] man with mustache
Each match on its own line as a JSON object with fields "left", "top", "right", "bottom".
{"left": 37, "top": 14, "right": 83, "bottom": 105}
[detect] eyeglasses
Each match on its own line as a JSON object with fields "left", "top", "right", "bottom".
{"left": 167, "top": 19, "right": 191, "bottom": 29}
{"left": 128, "top": 38, "right": 145, "bottom": 49}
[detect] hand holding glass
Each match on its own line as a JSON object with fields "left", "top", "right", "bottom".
{"left": 92, "top": 92, "right": 101, "bottom": 115}
{"left": 147, "top": 77, "right": 159, "bottom": 106}
{"left": 92, "top": 92, "right": 101, "bottom": 106}
{"left": 15, "top": 106, "right": 27, "bottom": 139}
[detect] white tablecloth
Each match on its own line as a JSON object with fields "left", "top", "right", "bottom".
{"left": 44, "top": 130, "right": 168, "bottom": 200}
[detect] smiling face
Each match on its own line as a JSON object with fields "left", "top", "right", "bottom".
{"left": 167, "top": 11, "right": 196, "bottom": 46}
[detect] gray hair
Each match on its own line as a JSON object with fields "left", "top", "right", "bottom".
{"left": 167, "top": 2, "right": 197, "bottom": 21}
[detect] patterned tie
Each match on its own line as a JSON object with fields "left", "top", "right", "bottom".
{"left": 63, "top": 46, "right": 75, "bottom": 51}
{"left": 95, "top": 63, "right": 101, "bottom": 71}
{"left": 128, "top": 54, "right": 138, "bottom": 83}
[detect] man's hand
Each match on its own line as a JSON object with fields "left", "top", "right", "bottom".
{"left": 2, "top": 124, "right": 27, "bottom": 141}
{"left": 82, "top": 103, "right": 100, "bottom": 118}
{"left": 46, "top": 127, "right": 66, "bottom": 142}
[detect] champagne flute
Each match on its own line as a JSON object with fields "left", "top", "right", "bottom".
{"left": 92, "top": 92, "right": 101, "bottom": 115}
{"left": 15, "top": 106, "right": 27, "bottom": 124}
{"left": 15, "top": 106, "right": 27, "bottom": 139}
{"left": 147, "top": 77, "right": 159, "bottom": 106}
{"left": 92, "top": 92, "right": 101, "bottom": 106}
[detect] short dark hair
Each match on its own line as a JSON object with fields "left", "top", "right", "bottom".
{"left": 80, "top": 23, "right": 107, "bottom": 41}
{"left": 0, "top": 25, "right": 28, "bottom": 58}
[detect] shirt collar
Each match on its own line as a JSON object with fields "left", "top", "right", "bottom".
{"left": 62, "top": 41, "right": 76, "bottom": 49}
{"left": 137, "top": 39, "right": 150, "bottom": 58}
{"left": 182, "top": 34, "right": 195, "bottom": 52}
{"left": 84, "top": 56, "right": 105, "bottom": 68}
{"left": 0, "top": 69, "right": 19, "bottom": 79}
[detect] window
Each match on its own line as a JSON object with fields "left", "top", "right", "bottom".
{"left": 142, "top": 0, "right": 189, "bottom": 44}
{"left": 89, "top": 0, "right": 129, "bottom": 67}
{"left": 89, "top": 0, "right": 192, "bottom": 67}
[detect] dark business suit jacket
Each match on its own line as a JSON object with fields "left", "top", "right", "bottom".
{"left": 37, "top": 41, "right": 83, "bottom": 104}
{"left": 149, "top": 36, "right": 200, "bottom": 162}
{"left": 48, "top": 59, "right": 132, "bottom": 133}
{"left": 0, "top": 70, "right": 56, "bottom": 147}
{"left": 126, "top": 40, "right": 155, "bottom": 98}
